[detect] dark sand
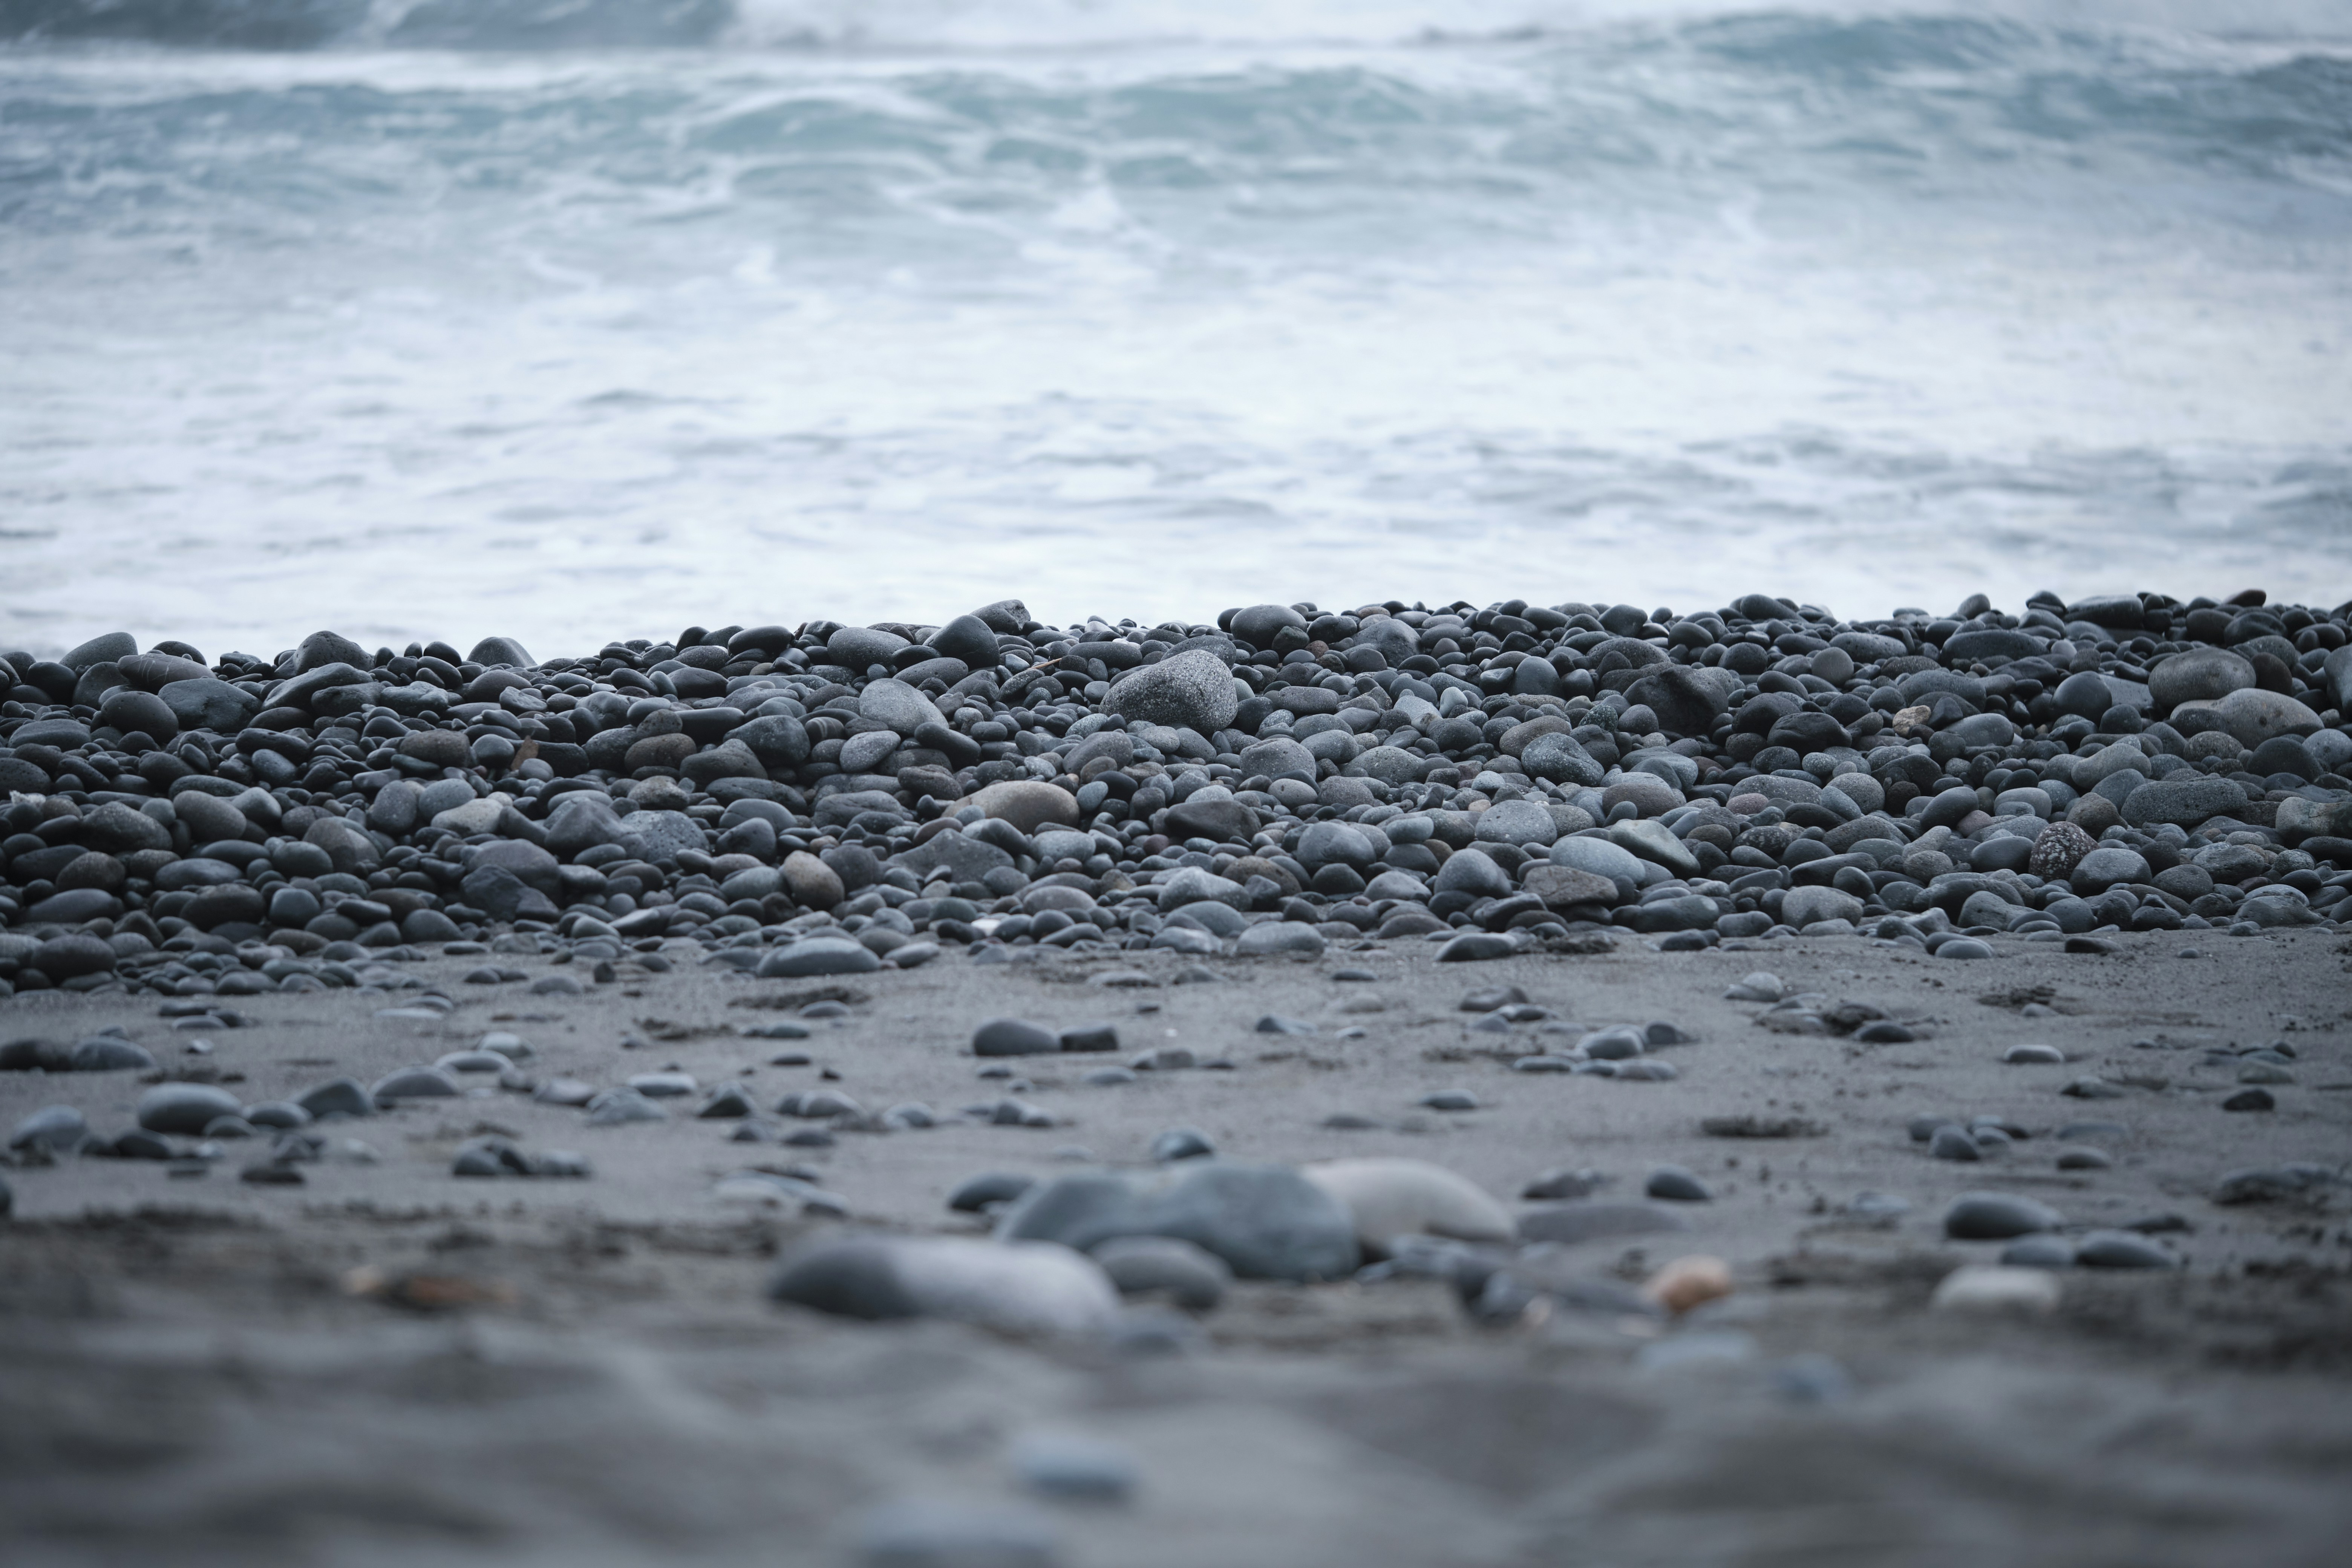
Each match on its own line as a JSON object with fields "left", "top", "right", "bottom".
{"left": 5, "top": 926, "right": 2349, "bottom": 1566}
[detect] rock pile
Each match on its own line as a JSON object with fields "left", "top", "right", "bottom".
{"left": 2, "top": 589, "right": 2347, "bottom": 995}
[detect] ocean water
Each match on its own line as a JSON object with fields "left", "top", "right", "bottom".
{"left": 2, "top": 0, "right": 2348, "bottom": 658}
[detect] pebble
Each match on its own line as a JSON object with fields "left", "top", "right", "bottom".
{"left": 2075, "top": 1230, "right": 2179, "bottom": 1269}
{"left": 1998, "top": 1235, "right": 2077, "bottom": 1268}
{"left": 1089, "top": 1236, "right": 1231, "bottom": 1310}
{"left": 2002, "top": 1043, "right": 2066, "bottom": 1065}
{"left": 1932, "top": 1265, "right": 2062, "bottom": 1314}
{"left": 770, "top": 1234, "right": 1119, "bottom": 1335}
{"left": 1943, "top": 1193, "right": 2064, "bottom": 1240}
{"left": 1645, "top": 1165, "right": 1713, "bottom": 1202}
{"left": 998, "top": 1164, "right": 1360, "bottom": 1282}
{"left": 1150, "top": 1127, "right": 1215, "bottom": 1162}
{"left": 1643, "top": 1254, "right": 1733, "bottom": 1315}
{"left": 129, "top": 1083, "right": 240, "bottom": 1136}
{"left": 973, "top": 1019, "right": 1060, "bottom": 1057}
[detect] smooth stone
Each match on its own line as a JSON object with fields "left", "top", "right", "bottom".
{"left": 1235, "top": 922, "right": 1326, "bottom": 957}
{"left": 1150, "top": 1127, "right": 1216, "bottom": 1162}
{"left": 948, "top": 1172, "right": 1035, "bottom": 1213}
{"left": 9, "top": 1104, "right": 89, "bottom": 1151}
{"left": 974, "top": 1018, "right": 1060, "bottom": 1057}
{"left": 1106, "top": 649, "right": 1239, "bottom": 735}
{"left": 1928, "top": 1126, "right": 1982, "bottom": 1162}
{"left": 2075, "top": 1229, "right": 2180, "bottom": 1269}
{"left": 1645, "top": 1165, "right": 1713, "bottom": 1202}
{"left": 1943, "top": 1192, "right": 2064, "bottom": 1239}
{"left": 1437, "top": 932, "right": 1518, "bottom": 963}
{"left": 1782, "top": 886, "right": 1864, "bottom": 929}
{"left": 1607, "top": 817, "right": 1700, "bottom": 876}
{"left": 67, "top": 1036, "right": 156, "bottom": 1072}
{"left": 770, "top": 1234, "right": 1118, "bottom": 1335}
{"left": 586, "top": 1089, "right": 668, "bottom": 1125}
{"left": 997, "top": 1163, "right": 1360, "bottom": 1282}
{"left": 135, "top": 1083, "right": 243, "bottom": 1135}
{"left": 296, "top": 1078, "right": 375, "bottom": 1119}
{"left": 757, "top": 938, "right": 881, "bottom": 977}
{"left": 371, "top": 1067, "right": 460, "bottom": 1101}
{"left": 1932, "top": 1265, "right": 2061, "bottom": 1314}
{"left": 1154, "top": 867, "right": 1248, "bottom": 913}
{"left": 2173, "top": 687, "right": 2321, "bottom": 748}
{"left": 1090, "top": 1235, "right": 1230, "bottom": 1310}
{"left": 1999, "top": 1235, "right": 2078, "bottom": 1269}
{"left": 1473, "top": 799, "right": 1560, "bottom": 848}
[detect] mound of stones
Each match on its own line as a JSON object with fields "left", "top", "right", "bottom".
{"left": 2, "top": 588, "right": 2347, "bottom": 995}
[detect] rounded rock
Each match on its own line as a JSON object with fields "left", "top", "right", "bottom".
{"left": 136, "top": 1083, "right": 243, "bottom": 1135}
{"left": 1943, "top": 1192, "right": 2064, "bottom": 1240}
{"left": 1105, "top": 649, "right": 1238, "bottom": 735}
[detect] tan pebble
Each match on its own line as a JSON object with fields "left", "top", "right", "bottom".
{"left": 1643, "top": 1254, "right": 1732, "bottom": 1315}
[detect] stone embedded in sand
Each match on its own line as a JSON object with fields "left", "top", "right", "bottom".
{"left": 9, "top": 1104, "right": 89, "bottom": 1152}
{"left": 586, "top": 1088, "right": 667, "bottom": 1126}
{"left": 135, "top": 1083, "right": 242, "bottom": 1135}
{"left": 1150, "top": 1127, "right": 1214, "bottom": 1163}
{"left": 1929, "top": 1125, "right": 1983, "bottom": 1162}
{"left": 757, "top": 937, "right": 879, "bottom": 978}
{"left": 371, "top": 1067, "right": 460, "bottom": 1102}
{"left": 770, "top": 1234, "right": 1118, "bottom": 1336}
{"left": 67, "top": 1035, "right": 155, "bottom": 1072}
{"left": 948, "top": 1172, "right": 1035, "bottom": 1213}
{"left": 998, "top": 1164, "right": 1359, "bottom": 1282}
{"left": 973, "top": 1018, "right": 1059, "bottom": 1057}
{"left": 1089, "top": 1236, "right": 1230, "bottom": 1311}
{"left": 1943, "top": 1192, "right": 2064, "bottom": 1240}
{"left": 1645, "top": 1165, "right": 1713, "bottom": 1202}
{"left": 1931, "top": 1265, "right": 2061, "bottom": 1314}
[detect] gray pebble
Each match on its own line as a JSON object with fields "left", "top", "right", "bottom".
{"left": 1943, "top": 1192, "right": 2064, "bottom": 1240}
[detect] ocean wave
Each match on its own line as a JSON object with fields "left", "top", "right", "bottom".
{"left": 4, "top": 0, "right": 2349, "bottom": 54}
